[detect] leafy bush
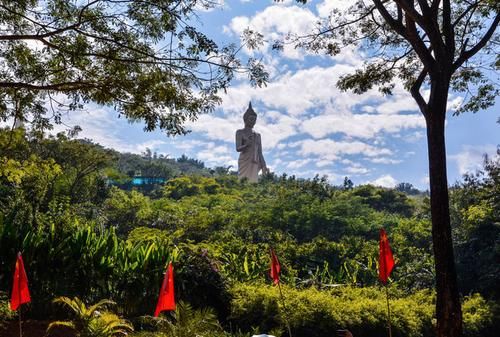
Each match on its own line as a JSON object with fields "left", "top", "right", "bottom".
{"left": 229, "top": 285, "right": 496, "bottom": 337}
{"left": 0, "top": 292, "right": 15, "bottom": 329}
{"left": 462, "top": 294, "right": 499, "bottom": 337}
{"left": 0, "top": 220, "right": 231, "bottom": 319}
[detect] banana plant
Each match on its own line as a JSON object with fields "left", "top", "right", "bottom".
{"left": 217, "top": 249, "right": 268, "bottom": 282}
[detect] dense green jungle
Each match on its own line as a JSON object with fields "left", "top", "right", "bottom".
{"left": 0, "top": 128, "right": 498, "bottom": 337}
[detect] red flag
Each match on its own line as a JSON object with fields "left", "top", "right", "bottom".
{"left": 270, "top": 248, "right": 281, "bottom": 285}
{"left": 379, "top": 228, "right": 395, "bottom": 283}
{"left": 10, "top": 252, "right": 31, "bottom": 311}
{"left": 154, "top": 262, "right": 176, "bottom": 317}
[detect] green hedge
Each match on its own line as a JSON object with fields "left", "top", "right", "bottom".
{"left": 229, "top": 284, "right": 497, "bottom": 337}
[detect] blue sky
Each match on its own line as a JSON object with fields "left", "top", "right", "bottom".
{"left": 57, "top": 0, "right": 499, "bottom": 189}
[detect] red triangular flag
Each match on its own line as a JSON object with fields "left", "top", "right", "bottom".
{"left": 270, "top": 248, "right": 281, "bottom": 285}
{"left": 10, "top": 252, "right": 31, "bottom": 311}
{"left": 154, "top": 262, "right": 176, "bottom": 317}
{"left": 379, "top": 228, "right": 395, "bottom": 283}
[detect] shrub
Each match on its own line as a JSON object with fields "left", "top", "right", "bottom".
{"left": 229, "top": 285, "right": 496, "bottom": 337}
{"left": 0, "top": 292, "right": 16, "bottom": 329}
{"left": 462, "top": 294, "right": 499, "bottom": 337}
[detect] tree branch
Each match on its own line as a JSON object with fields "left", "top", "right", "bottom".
{"left": 430, "top": 0, "right": 440, "bottom": 12}
{"left": 416, "top": 0, "right": 431, "bottom": 15}
{"left": 0, "top": 24, "right": 78, "bottom": 41}
{"left": 442, "top": 0, "right": 455, "bottom": 56}
{"left": 392, "top": 0, "right": 425, "bottom": 23}
{"left": 372, "top": 0, "right": 408, "bottom": 37}
{"left": 396, "top": 3, "right": 403, "bottom": 23}
{"left": 410, "top": 68, "right": 429, "bottom": 118}
{"left": 404, "top": 0, "right": 447, "bottom": 60}
{"left": 453, "top": 13, "right": 500, "bottom": 70}
{"left": 405, "top": 15, "right": 437, "bottom": 69}
{"left": 0, "top": 81, "right": 97, "bottom": 91}
{"left": 452, "top": 1, "right": 480, "bottom": 28}
{"left": 372, "top": 0, "right": 435, "bottom": 69}
{"left": 293, "top": 5, "right": 376, "bottom": 42}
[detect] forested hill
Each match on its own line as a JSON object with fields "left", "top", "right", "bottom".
{"left": 1, "top": 128, "right": 499, "bottom": 337}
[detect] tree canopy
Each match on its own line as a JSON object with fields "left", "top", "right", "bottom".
{"left": 282, "top": 0, "right": 499, "bottom": 115}
{"left": 0, "top": 0, "right": 268, "bottom": 134}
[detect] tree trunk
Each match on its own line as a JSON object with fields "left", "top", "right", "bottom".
{"left": 426, "top": 78, "right": 463, "bottom": 337}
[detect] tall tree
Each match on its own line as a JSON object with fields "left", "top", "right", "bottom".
{"left": 0, "top": 0, "right": 267, "bottom": 134}
{"left": 276, "top": 1, "right": 499, "bottom": 336}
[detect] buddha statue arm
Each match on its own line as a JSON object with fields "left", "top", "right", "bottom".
{"left": 257, "top": 134, "right": 268, "bottom": 173}
{"left": 236, "top": 130, "right": 252, "bottom": 152}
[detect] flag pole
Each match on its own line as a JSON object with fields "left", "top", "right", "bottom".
{"left": 277, "top": 281, "right": 293, "bottom": 337}
{"left": 270, "top": 246, "right": 292, "bottom": 337}
{"left": 384, "top": 283, "right": 392, "bottom": 337}
{"left": 18, "top": 251, "right": 23, "bottom": 337}
{"left": 379, "top": 229, "right": 394, "bottom": 337}
{"left": 18, "top": 306, "right": 22, "bottom": 337}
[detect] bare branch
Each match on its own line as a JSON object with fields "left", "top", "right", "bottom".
{"left": 372, "top": 0, "right": 408, "bottom": 37}
{"left": 405, "top": 17, "right": 436, "bottom": 69}
{"left": 452, "top": 1, "right": 480, "bottom": 28}
{"left": 453, "top": 13, "right": 500, "bottom": 70}
{"left": 416, "top": 0, "right": 431, "bottom": 15}
{"left": 442, "top": 0, "right": 455, "bottom": 56}
{"left": 396, "top": 3, "right": 403, "bottom": 23}
{"left": 410, "top": 68, "right": 429, "bottom": 117}
{"left": 293, "top": 5, "right": 376, "bottom": 42}
{"left": 392, "top": 0, "right": 425, "bottom": 23}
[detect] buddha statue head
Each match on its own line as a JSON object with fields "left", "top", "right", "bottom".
{"left": 243, "top": 102, "right": 257, "bottom": 128}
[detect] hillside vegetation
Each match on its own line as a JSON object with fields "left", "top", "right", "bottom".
{"left": 0, "top": 128, "right": 498, "bottom": 337}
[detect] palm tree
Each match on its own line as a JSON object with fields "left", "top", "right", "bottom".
{"left": 47, "top": 296, "right": 133, "bottom": 337}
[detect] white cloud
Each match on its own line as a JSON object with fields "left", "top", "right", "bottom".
{"left": 316, "top": 0, "right": 354, "bottom": 17}
{"left": 221, "top": 64, "right": 370, "bottom": 116}
{"left": 135, "top": 140, "right": 166, "bottom": 152}
{"left": 286, "top": 158, "right": 312, "bottom": 169}
{"left": 404, "top": 131, "right": 425, "bottom": 143}
{"left": 195, "top": 0, "right": 226, "bottom": 12}
{"left": 188, "top": 108, "right": 299, "bottom": 149}
{"left": 449, "top": 144, "right": 497, "bottom": 175}
{"left": 315, "top": 159, "right": 332, "bottom": 167}
{"left": 448, "top": 96, "right": 464, "bottom": 112}
{"left": 340, "top": 158, "right": 355, "bottom": 165}
{"left": 54, "top": 105, "right": 147, "bottom": 153}
{"left": 219, "top": 65, "right": 426, "bottom": 146}
{"left": 421, "top": 175, "right": 430, "bottom": 187}
{"left": 188, "top": 114, "right": 240, "bottom": 144}
{"left": 301, "top": 112, "right": 425, "bottom": 139}
{"left": 196, "top": 143, "right": 237, "bottom": 168}
{"left": 173, "top": 139, "right": 207, "bottom": 151}
{"left": 272, "top": 157, "right": 284, "bottom": 167}
{"left": 368, "top": 157, "right": 403, "bottom": 164}
{"left": 296, "top": 138, "right": 392, "bottom": 161}
{"left": 367, "top": 174, "right": 398, "bottom": 188}
{"left": 225, "top": 4, "right": 317, "bottom": 59}
{"left": 344, "top": 166, "right": 370, "bottom": 175}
